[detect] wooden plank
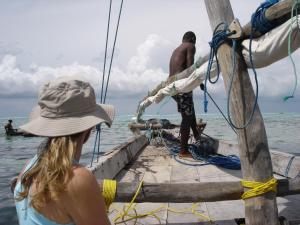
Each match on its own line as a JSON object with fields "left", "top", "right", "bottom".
{"left": 216, "top": 141, "right": 300, "bottom": 178}
{"left": 108, "top": 202, "right": 168, "bottom": 225}
{"left": 204, "top": 1, "right": 278, "bottom": 224}
{"left": 277, "top": 195, "right": 300, "bottom": 221}
{"left": 135, "top": 146, "right": 171, "bottom": 167}
{"left": 271, "top": 151, "right": 300, "bottom": 178}
{"left": 114, "top": 177, "right": 300, "bottom": 203}
{"left": 205, "top": 200, "right": 245, "bottom": 221}
{"left": 166, "top": 202, "right": 211, "bottom": 224}
{"left": 88, "top": 135, "right": 148, "bottom": 179}
{"left": 170, "top": 161, "right": 200, "bottom": 183}
{"left": 197, "top": 164, "right": 242, "bottom": 182}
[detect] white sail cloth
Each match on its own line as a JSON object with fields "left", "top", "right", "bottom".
{"left": 137, "top": 17, "right": 300, "bottom": 119}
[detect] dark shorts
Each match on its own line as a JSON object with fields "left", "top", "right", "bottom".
{"left": 172, "top": 92, "right": 195, "bottom": 116}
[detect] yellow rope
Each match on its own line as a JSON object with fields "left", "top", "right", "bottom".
{"left": 113, "top": 179, "right": 144, "bottom": 223}
{"left": 102, "top": 179, "right": 117, "bottom": 210}
{"left": 111, "top": 179, "right": 213, "bottom": 224}
{"left": 241, "top": 177, "right": 277, "bottom": 200}
{"left": 103, "top": 177, "right": 277, "bottom": 223}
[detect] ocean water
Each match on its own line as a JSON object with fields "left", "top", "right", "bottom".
{"left": 0, "top": 113, "right": 299, "bottom": 225}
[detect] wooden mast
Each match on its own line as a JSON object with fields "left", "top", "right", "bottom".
{"left": 204, "top": 1, "right": 279, "bottom": 225}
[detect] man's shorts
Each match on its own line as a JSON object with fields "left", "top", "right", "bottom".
{"left": 172, "top": 91, "right": 195, "bottom": 116}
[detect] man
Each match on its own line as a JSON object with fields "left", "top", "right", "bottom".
{"left": 169, "top": 31, "right": 199, "bottom": 157}
{"left": 5, "top": 119, "right": 17, "bottom": 135}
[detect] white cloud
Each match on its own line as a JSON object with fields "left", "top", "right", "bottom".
{"left": 0, "top": 34, "right": 299, "bottom": 101}
{"left": 0, "top": 35, "right": 170, "bottom": 98}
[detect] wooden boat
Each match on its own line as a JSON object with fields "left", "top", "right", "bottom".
{"left": 86, "top": 1, "right": 300, "bottom": 224}
{"left": 87, "top": 128, "right": 300, "bottom": 225}
{"left": 5, "top": 131, "right": 37, "bottom": 137}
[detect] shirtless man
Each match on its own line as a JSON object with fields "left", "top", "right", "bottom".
{"left": 5, "top": 119, "right": 17, "bottom": 135}
{"left": 169, "top": 31, "right": 199, "bottom": 157}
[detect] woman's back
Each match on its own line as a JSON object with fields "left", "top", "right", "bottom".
{"left": 14, "top": 155, "right": 75, "bottom": 225}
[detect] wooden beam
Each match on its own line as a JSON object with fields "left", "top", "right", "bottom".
{"left": 138, "top": 54, "right": 209, "bottom": 103}
{"left": 114, "top": 177, "right": 300, "bottom": 203}
{"left": 204, "top": 1, "right": 278, "bottom": 225}
{"left": 243, "top": 0, "right": 297, "bottom": 38}
{"left": 216, "top": 141, "right": 300, "bottom": 178}
{"left": 128, "top": 123, "right": 163, "bottom": 130}
{"left": 128, "top": 122, "right": 206, "bottom": 131}
{"left": 88, "top": 135, "right": 148, "bottom": 179}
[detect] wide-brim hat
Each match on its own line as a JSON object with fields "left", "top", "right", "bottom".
{"left": 20, "top": 76, "right": 115, "bottom": 137}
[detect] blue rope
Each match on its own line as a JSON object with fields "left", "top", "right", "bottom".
{"left": 226, "top": 39, "right": 259, "bottom": 130}
{"left": 90, "top": 126, "right": 99, "bottom": 167}
{"left": 226, "top": 0, "right": 278, "bottom": 130}
{"left": 200, "top": 84, "right": 237, "bottom": 134}
{"left": 251, "top": 0, "right": 279, "bottom": 35}
{"left": 168, "top": 145, "right": 241, "bottom": 170}
{"left": 205, "top": 0, "right": 279, "bottom": 130}
{"left": 204, "top": 23, "right": 230, "bottom": 113}
{"left": 284, "top": 155, "right": 296, "bottom": 177}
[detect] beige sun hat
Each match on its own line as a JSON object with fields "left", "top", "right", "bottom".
{"left": 20, "top": 76, "right": 115, "bottom": 137}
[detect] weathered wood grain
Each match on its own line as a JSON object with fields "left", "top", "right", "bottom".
{"left": 204, "top": 1, "right": 278, "bottom": 224}
{"left": 114, "top": 178, "right": 300, "bottom": 203}
{"left": 88, "top": 135, "right": 148, "bottom": 179}
{"left": 216, "top": 141, "right": 300, "bottom": 178}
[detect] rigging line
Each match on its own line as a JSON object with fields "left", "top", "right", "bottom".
{"left": 101, "top": 0, "right": 113, "bottom": 103}
{"left": 103, "top": 0, "right": 124, "bottom": 103}
{"left": 284, "top": 0, "right": 300, "bottom": 101}
{"left": 92, "top": 0, "right": 124, "bottom": 165}
{"left": 96, "top": 125, "right": 102, "bottom": 162}
{"left": 199, "top": 84, "right": 237, "bottom": 134}
{"left": 90, "top": 128, "right": 100, "bottom": 167}
{"left": 227, "top": 39, "right": 259, "bottom": 130}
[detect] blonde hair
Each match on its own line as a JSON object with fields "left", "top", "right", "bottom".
{"left": 16, "top": 132, "right": 83, "bottom": 210}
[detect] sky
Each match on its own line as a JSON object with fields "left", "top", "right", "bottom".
{"left": 0, "top": 0, "right": 299, "bottom": 118}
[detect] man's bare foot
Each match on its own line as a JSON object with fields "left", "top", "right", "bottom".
{"left": 178, "top": 150, "right": 193, "bottom": 158}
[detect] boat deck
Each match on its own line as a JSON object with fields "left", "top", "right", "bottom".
{"left": 108, "top": 144, "right": 300, "bottom": 225}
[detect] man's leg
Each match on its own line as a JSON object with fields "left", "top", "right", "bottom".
{"left": 190, "top": 111, "right": 200, "bottom": 140}
{"left": 180, "top": 112, "right": 192, "bottom": 154}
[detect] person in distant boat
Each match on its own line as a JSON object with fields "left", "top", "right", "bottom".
{"left": 13, "top": 77, "right": 114, "bottom": 225}
{"left": 5, "top": 119, "right": 18, "bottom": 135}
{"left": 169, "top": 31, "right": 200, "bottom": 157}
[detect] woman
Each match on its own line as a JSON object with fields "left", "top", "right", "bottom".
{"left": 13, "top": 77, "right": 114, "bottom": 225}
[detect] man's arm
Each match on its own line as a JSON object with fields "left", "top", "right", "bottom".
{"left": 186, "top": 44, "right": 196, "bottom": 67}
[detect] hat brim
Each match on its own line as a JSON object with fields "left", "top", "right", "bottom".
{"left": 20, "top": 104, "right": 115, "bottom": 137}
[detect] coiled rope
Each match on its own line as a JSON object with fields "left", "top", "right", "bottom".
{"left": 169, "top": 144, "right": 241, "bottom": 170}
{"left": 102, "top": 179, "right": 117, "bottom": 210}
{"left": 241, "top": 177, "right": 277, "bottom": 200}
{"left": 204, "top": 22, "right": 234, "bottom": 113}
{"left": 204, "top": 0, "right": 281, "bottom": 130}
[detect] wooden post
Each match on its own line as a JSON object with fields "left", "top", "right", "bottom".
{"left": 204, "top": 1, "right": 279, "bottom": 225}
{"left": 114, "top": 178, "right": 300, "bottom": 203}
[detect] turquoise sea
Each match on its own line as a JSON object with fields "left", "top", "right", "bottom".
{"left": 0, "top": 113, "right": 300, "bottom": 225}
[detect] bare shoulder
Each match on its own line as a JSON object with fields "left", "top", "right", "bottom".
{"left": 68, "top": 166, "right": 97, "bottom": 190}
{"left": 185, "top": 42, "right": 195, "bottom": 50}
{"left": 63, "top": 166, "right": 111, "bottom": 225}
